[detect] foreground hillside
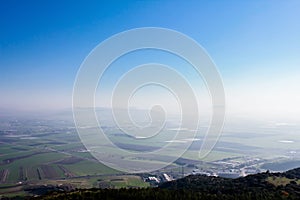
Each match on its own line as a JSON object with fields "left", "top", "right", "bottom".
{"left": 3, "top": 168, "right": 300, "bottom": 200}
{"left": 159, "top": 168, "right": 300, "bottom": 199}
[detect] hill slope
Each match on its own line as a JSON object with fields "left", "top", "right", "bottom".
{"left": 160, "top": 168, "right": 300, "bottom": 199}
{"left": 5, "top": 168, "right": 300, "bottom": 200}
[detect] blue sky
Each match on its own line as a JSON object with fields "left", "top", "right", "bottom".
{"left": 1, "top": 0, "right": 300, "bottom": 119}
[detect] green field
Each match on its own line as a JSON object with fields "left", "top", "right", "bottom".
{"left": 0, "top": 116, "right": 299, "bottom": 197}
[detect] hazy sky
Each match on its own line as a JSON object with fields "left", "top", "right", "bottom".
{"left": 1, "top": 0, "right": 300, "bottom": 120}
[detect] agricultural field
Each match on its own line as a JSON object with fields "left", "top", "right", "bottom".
{"left": 0, "top": 115, "right": 300, "bottom": 197}
{"left": 0, "top": 117, "right": 124, "bottom": 196}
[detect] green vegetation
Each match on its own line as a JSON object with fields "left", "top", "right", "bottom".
{"left": 1, "top": 117, "right": 300, "bottom": 199}
{"left": 2, "top": 168, "right": 299, "bottom": 200}
{"left": 62, "top": 160, "right": 118, "bottom": 176}
{"left": 267, "top": 176, "right": 300, "bottom": 187}
{"left": 98, "top": 175, "right": 149, "bottom": 188}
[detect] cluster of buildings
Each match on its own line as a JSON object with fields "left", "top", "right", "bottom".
{"left": 144, "top": 173, "right": 174, "bottom": 185}
{"left": 143, "top": 156, "right": 266, "bottom": 185}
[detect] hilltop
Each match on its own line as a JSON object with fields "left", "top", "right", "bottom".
{"left": 159, "top": 167, "right": 300, "bottom": 199}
